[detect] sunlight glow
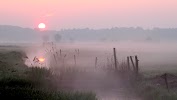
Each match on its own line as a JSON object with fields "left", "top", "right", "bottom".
{"left": 38, "top": 23, "right": 46, "bottom": 29}
{"left": 39, "top": 57, "right": 45, "bottom": 62}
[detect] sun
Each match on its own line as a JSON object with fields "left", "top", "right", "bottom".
{"left": 38, "top": 23, "right": 46, "bottom": 29}
{"left": 39, "top": 57, "right": 45, "bottom": 62}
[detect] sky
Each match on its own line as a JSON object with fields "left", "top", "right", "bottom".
{"left": 0, "top": 0, "right": 177, "bottom": 30}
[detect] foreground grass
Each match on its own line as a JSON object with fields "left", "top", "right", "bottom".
{"left": 0, "top": 69, "right": 97, "bottom": 100}
{"left": 131, "top": 73, "right": 177, "bottom": 100}
{"left": 135, "top": 81, "right": 177, "bottom": 100}
{"left": 0, "top": 86, "right": 96, "bottom": 100}
{"left": 0, "top": 51, "right": 97, "bottom": 100}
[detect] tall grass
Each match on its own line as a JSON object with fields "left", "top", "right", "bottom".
{"left": 0, "top": 51, "right": 97, "bottom": 100}
{"left": 128, "top": 75, "right": 177, "bottom": 100}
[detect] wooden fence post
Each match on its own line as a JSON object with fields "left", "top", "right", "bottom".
{"left": 130, "top": 56, "right": 135, "bottom": 72}
{"left": 95, "top": 57, "right": 98, "bottom": 68}
{"left": 63, "top": 54, "right": 66, "bottom": 67}
{"left": 161, "top": 73, "right": 169, "bottom": 92}
{"left": 127, "top": 56, "right": 130, "bottom": 70}
{"left": 74, "top": 55, "right": 76, "bottom": 66}
{"left": 53, "top": 54, "right": 57, "bottom": 64}
{"left": 113, "top": 48, "right": 118, "bottom": 70}
{"left": 60, "top": 49, "right": 62, "bottom": 56}
{"left": 135, "top": 55, "right": 139, "bottom": 74}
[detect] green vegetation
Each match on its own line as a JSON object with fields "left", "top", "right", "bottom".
{"left": 129, "top": 72, "right": 177, "bottom": 100}
{"left": 1, "top": 47, "right": 177, "bottom": 100}
{"left": 134, "top": 80, "right": 177, "bottom": 100}
{"left": 0, "top": 50, "right": 97, "bottom": 100}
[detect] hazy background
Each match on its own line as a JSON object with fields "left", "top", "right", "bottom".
{"left": 1, "top": 1, "right": 177, "bottom": 100}
{"left": 1, "top": 0, "right": 177, "bottom": 30}
{"left": 0, "top": 0, "right": 177, "bottom": 73}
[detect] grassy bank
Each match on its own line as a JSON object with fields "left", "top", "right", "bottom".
{"left": 0, "top": 50, "right": 97, "bottom": 100}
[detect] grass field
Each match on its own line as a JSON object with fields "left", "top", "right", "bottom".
{"left": 0, "top": 47, "right": 97, "bottom": 100}
{"left": 0, "top": 44, "right": 177, "bottom": 100}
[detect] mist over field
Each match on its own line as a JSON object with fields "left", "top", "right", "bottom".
{"left": 1, "top": 25, "right": 177, "bottom": 69}
{"left": 1, "top": 23, "right": 177, "bottom": 100}
{"left": 1, "top": 0, "right": 177, "bottom": 99}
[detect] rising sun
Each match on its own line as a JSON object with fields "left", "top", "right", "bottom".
{"left": 38, "top": 23, "right": 46, "bottom": 29}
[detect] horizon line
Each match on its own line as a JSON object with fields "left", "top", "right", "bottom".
{"left": 1, "top": 24, "right": 177, "bottom": 31}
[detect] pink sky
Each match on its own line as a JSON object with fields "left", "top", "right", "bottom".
{"left": 0, "top": 0, "right": 177, "bottom": 30}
